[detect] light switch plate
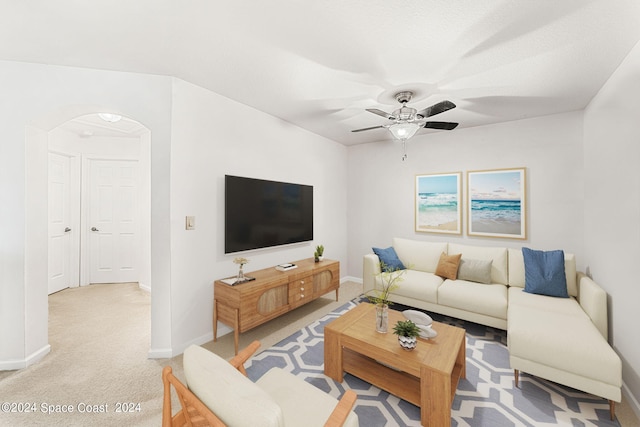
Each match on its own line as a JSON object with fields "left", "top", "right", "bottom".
{"left": 186, "top": 216, "right": 195, "bottom": 230}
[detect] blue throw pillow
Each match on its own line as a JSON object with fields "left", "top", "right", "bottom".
{"left": 522, "top": 247, "right": 568, "bottom": 298}
{"left": 372, "top": 246, "right": 406, "bottom": 271}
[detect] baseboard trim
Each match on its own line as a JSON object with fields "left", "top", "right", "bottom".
{"left": 341, "top": 276, "right": 362, "bottom": 284}
{"left": 148, "top": 331, "right": 215, "bottom": 359}
{"left": 0, "top": 344, "right": 51, "bottom": 371}
{"left": 147, "top": 347, "right": 173, "bottom": 359}
{"left": 622, "top": 381, "right": 640, "bottom": 420}
{"left": 138, "top": 282, "right": 151, "bottom": 293}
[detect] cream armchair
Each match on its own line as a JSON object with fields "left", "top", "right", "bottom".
{"left": 162, "top": 340, "right": 358, "bottom": 427}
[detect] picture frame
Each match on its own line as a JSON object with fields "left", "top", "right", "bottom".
{"left": 467, "top": 168, "right": 526, "bottom": 239}
{"left": 415, "top": 172, "right": 462, "bottom": 235}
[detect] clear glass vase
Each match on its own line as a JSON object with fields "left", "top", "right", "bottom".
{"left": 237, "top": 265, "right": 245, "bottom": 283}
{"left": 375, "top": 304, "right": 388, "bottom": 333}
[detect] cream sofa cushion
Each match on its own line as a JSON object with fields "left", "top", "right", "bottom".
{"left": 437, "top": 280, "right": 508, "bottom": 320}
{"left": 508, "top": 304, "right": 621, "bottom": 387}
{"left": 508, "top": 287, "right": 584, "bottom": 316}
{"left": 448, "top": 243, "right": 508, "bottom": 285}
{"left": 393, "top": 237, "right": 447, "bottom": 273}
{"left": 257, "top": 368, "right": 359, "bottom": 427}
{"left": 184, "top": 345, "right": 283, "bottom": 427}
{"left": 508, "top": 249, "right": 577, "bottom": 296}
{"left": 387, "top": 269, "right": 443, "bottom": 303}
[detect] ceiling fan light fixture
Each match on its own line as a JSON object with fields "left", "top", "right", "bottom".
{"left": 388, "top": 122, "right": 420, "bottom": 141}
{"left": 98, "top": 113, "right": 122, "bottom": 123}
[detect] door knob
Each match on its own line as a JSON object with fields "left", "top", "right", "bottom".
{"left": 64, "top": 227, "right": 71, "bottom": 232}
{"left": 91, "top": 227, "right": 99, "bottom": 232}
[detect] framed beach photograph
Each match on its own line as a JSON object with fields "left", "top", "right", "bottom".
{"left": 467, "top": 168, "right": 526, "bottom": 239}
{"left": 415, "top": 172, "right": 462, "bottom": 234}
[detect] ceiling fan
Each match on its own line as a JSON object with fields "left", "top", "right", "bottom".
{"left": 351, "top": 91, "right": 458, "bottom": 160}
{"left": 352, "top": 91, "right": 458, "bottom": 159}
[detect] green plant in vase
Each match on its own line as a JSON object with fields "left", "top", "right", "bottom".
{"left": 393, "top": 319, "right": 421, "bottom": 351}
{"left": 314, "top": 244, "right": 325, "bottom": 262}
{"left": 366, "top": 262, "right": 406, "bottom": 333}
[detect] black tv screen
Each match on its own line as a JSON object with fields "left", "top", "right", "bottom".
{"left": 225, "top": 175, "right": 314, "bottom": 253}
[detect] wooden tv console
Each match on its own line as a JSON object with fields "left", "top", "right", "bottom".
{"left": 213, "top": 258, "right": 340, "bottom": 354}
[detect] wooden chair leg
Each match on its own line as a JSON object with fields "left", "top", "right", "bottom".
{"left": 514, "top": 369, "right": 519, "bottom": 388}
{"left": 609, "top": 400, "right": 615, "bottom": 421}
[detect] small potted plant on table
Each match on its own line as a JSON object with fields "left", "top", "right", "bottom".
{"left": 393, "top": 319, "right": 421, "bottom": 351}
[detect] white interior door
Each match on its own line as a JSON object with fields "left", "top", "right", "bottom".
{"left": 88, "top": 159, "right": 140, "bottom": 284}
{"left": 48, "top": 152, "right": 72, "bottom": 294}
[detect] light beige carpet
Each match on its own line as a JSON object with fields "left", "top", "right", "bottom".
{"left": 1, "top": 281, "right": 638, "bottom": 426}
{"left": 0, "top": 281, "right": 363, "bottom": 426}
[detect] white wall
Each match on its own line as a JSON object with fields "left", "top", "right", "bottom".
{"left": 0, "top": 60, "right": 173, "bottom": 367}
{"left": 346, "top": 111, "right": 585, "bottom": 277}
{"left": 0, "top": 61, "right": 348, "bottom": 367}
{"left": 584, "top": 40, "right": 640, "bottom": 411}
{"left": 168, "top": 79, "right": 348, "bottom": 353}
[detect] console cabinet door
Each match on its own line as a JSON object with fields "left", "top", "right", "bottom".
{"left": 242, "top": 280, "right": 290, "bottom": 331}
{"left": 313, "top": 265, "right": 339, "bottom": 296}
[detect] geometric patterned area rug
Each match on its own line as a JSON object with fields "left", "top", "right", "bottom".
{"left": 245, "top": 299, "right": 620, "bottom": 427}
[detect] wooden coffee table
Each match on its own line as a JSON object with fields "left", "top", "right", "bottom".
{"left": 324, "top": 303, "right": 465, "bottom": 427}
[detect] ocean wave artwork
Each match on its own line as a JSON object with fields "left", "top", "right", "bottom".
{"left": 418, "top": 193, "right": 458, "bottom": 225}
{"left": 468, "top": 168, "right": 526, "bottom": 239}
{"left": 415, "top": 173, "right": 461, "bottom": 234}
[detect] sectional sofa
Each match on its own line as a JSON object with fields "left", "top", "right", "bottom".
{"left": 362, "top": 237, "right": 622, "bottom": 419}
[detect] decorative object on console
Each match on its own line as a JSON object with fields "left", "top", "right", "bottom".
{"left": 435, "top": 252, "right": 462, "bottom": 280}
{"left": 402, "top": 309, "right": 438, "bottom": 339}
{"left": 392, "top": 319, "right": 421, "bottom": 350}
{"left": 467, "top": 168, "right": 527, "bottom": 239}
{"left": 351, "top": 91, "right": 459, "bottom": 161}
{"left": 415, "top": 172, "right": 462, "bottom": 235}
{"left": 233, "top": 257, "right": 250, "bottom": 283}
{"left": 275, "top": 263, "right": 297, "bottom": 272}
{"left": 314, "top": 244, "right": 324, "bottom": 262}
{"left": 522, "top": 247, "right": 568, "bottom": 298}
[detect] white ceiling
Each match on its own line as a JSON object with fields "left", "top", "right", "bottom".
{"left": 2, "top": 1, "right": 640, "bottom": 145}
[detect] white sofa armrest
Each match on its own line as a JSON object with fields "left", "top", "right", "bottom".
{"left": 363, "top": 253, "right": 381, "bottom": 294}
{"left": 577, "top": 272, "right": 608, "bottom": 340}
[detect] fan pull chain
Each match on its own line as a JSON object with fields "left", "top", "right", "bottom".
{"left": 402, "top": 140, "right": 407, "bottom": 161}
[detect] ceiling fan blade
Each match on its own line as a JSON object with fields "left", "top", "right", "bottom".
{"left": 366, "top": 108, "right": 394, "bottom": 119}
{"left": 351, "top": 125, "right": 385, "bottom": 133}
{"left": 424, "top": 121, "right": 459, "bottom": 130}
{"left": 417, "top": 101, "right": 456, "bottom": 118}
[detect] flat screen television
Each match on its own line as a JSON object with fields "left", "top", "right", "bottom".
{"left": 225, "top": 175, "right": 314, "bottom": 254}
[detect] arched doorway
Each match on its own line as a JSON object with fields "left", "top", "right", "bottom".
{"left": 23, "top": 105, "right": 157, "bottom": 367}
{"left": 47, "top": 113, "right": 151, "bottom": 293}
